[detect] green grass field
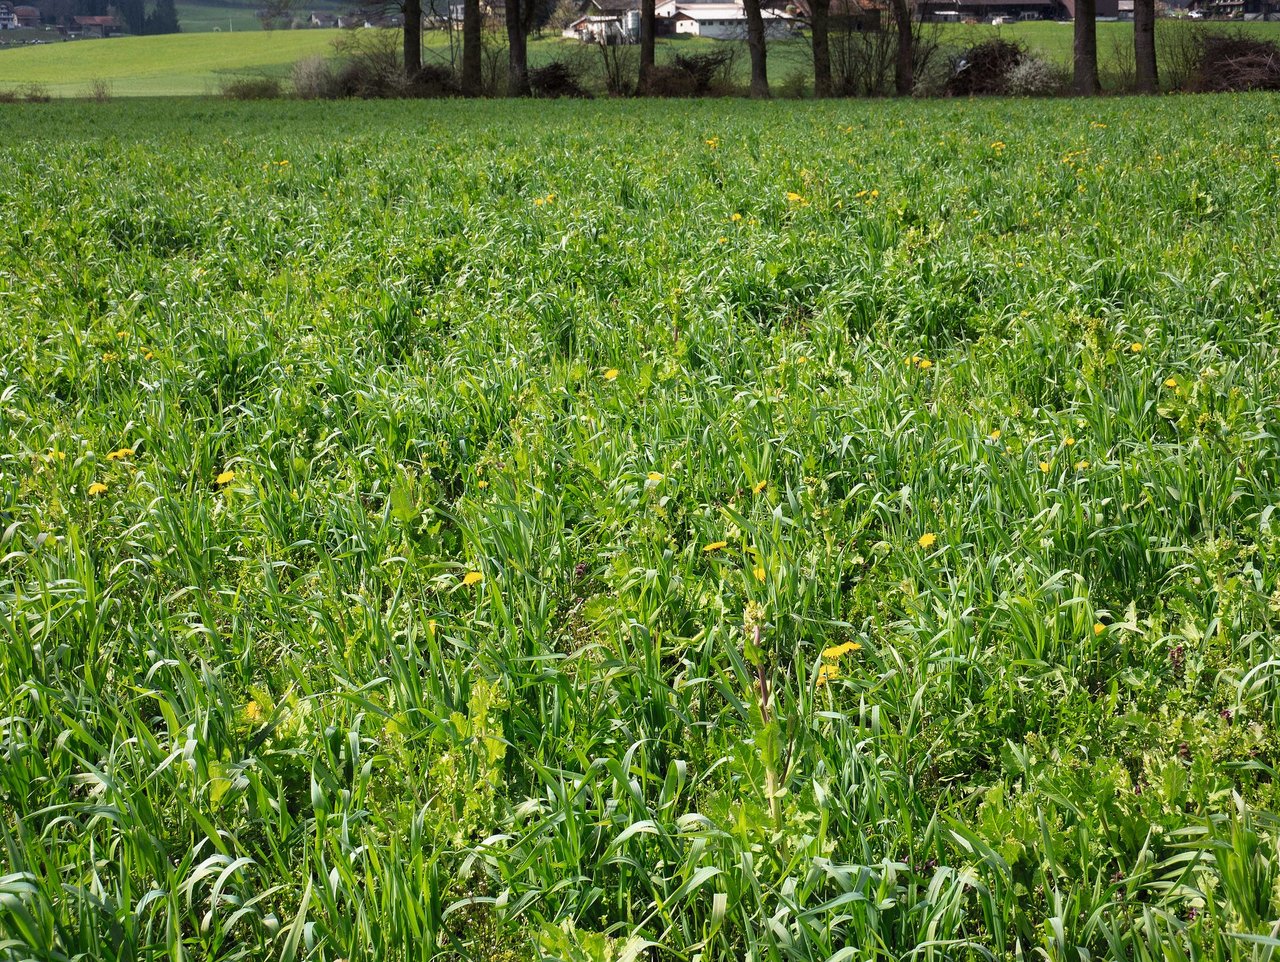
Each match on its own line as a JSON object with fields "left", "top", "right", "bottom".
{"left": 3, "top": 93, "right": 1280, "bottom": 960}
{"left": 2, "top": 22, "right": 1279, "bottom": 97}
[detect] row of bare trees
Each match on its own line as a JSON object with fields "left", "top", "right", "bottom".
{"left": 396, "top": 0, "right": 1162, "bottom": 97}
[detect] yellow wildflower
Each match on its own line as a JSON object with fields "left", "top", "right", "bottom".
{"left": 1039, "top": 461, "right": 1050, "bottom": 473}
{"left": 647, "top": 472, "right": 664, "bottom": 482}
{"left": 1130, "top": 342, "right": 1143, "bottom": 353}
{"left": 753, "top": 567, "right": 766, "bottom": 583}
{"left": 87, "top": 482, "right": 108, "bottom": 496}
{"left": 106, "top": 447, "right": 135, "bottom": 461}
{"left": 822, "top": 641, "right": 861, "bottom": 659}
{"left": 753, "top": 479, "right": 767, "bottom": 494}
{"left": 603, "top": 368, "right": 619, "bottom": 381}
{"left": 815, "top": 663, "right": 839, "bottom": 687}
{"left": 703, "top": 541, "right": 728, "bottom": 553}
{"left": 477, "top": 480, "right": 489, "bottom": 489}
{"left": 1064, "top": 437, "right": 1075, "bottom": 446}
{"left": 989, "top": 429, "right": 1001, "bottom": 440}
{"left": 918, "top": 359, "right": 933, "bottom": 371}
{"left": 731, "top": 212, "right": 743, "bottom": 222}
{"left": 462, "top": 571, "right": 484, "bottom": 587}
{"left": 1093, "top": 622, "right": 1105, "bottom": 636}
{"left": 1075, "top": 460, "right": 1090, "bottom": 470}
{"left": 1164, "top": 377, "right": 1178, "bottom": 388}
{"left": 216, "top": 470, "right": 235, "bottom": 485}
{"left": 918, "top": 532, "right": 937, "bottom": 549}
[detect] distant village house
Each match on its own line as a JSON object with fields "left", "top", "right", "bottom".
{"left": 564, "top": 0, "right": 797, "bottom": 41}
{"left": 71, "top": 14, "right": 123, "bottom": 35}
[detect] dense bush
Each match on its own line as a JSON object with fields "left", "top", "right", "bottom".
{"left": 291, "top": 55, "right": 341, "bottom": 100}
{"left": 219, "top": 75, "right": 283, "bottom": 100}
{"left": 1190, "top": 31, "right": 1280, "bottom": 92}
{"left": 1005, "top": 56, "right": 1069, "bottom": 96}
{"left": 946, "top": 37, "right": 1027, "bottom": 95}
{"left": 530, "top": 59, "right": 592, "bottom": 98}
{"left": 661, "top": 49, "right": 738, "bottom": 95}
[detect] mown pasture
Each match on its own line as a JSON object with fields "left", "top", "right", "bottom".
{"left": 2, "top": 95, "right": 1280, "bottom": 960}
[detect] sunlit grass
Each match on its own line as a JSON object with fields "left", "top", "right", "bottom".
{"left": 2, "top": 95, "right": 1280, "bottom": 960}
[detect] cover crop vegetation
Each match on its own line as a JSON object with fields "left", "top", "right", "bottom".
{"left": 2, "top": 95, "right": 1280, "bottom": 960}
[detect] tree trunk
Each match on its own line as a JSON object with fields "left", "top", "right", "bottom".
{"left": 811, "top": 0, "right": 832, "bottom": 97}
{"left": 1073, "top": 0, "right": 1098, "bottom": 95}
{"left": 462, "top": 0, "right": 482, "bottom": 94}
{"left": 640, "top": 0, "right": 656, "bottom": 91}
{"left": 506, "top": 0, "right": 530, "bottom": 95}
{"left": 404, "top": 0, "right": 422, "bottom": 76}
{"left": 891, "top": 0, "right": 913, "bottom": 95}
{"left": 743, "top": 0, "right": 769, "bottom": 97}
{"left": 1133, "top": 0, "right": 1157, "bottom": 93}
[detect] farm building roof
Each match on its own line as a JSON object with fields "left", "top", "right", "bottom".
{"left": 673, "top": 4, "right": 794, "bottom": 17}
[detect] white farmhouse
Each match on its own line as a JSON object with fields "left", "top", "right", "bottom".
{"left": 667, "top": 2, "right": 795, "bottom": 37}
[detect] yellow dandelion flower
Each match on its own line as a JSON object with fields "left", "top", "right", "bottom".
{"left": 647, "top": 471, "right": 664, "bottom": 482}
{"left": 703, "top": 541, "right": 728, "bottom": 553}
{"left": 1064, "top": 437, "right": 1076, "bottom": 446}
{"left": 815, "top": 663, "right": 839, "bottom": 687}
{"left": 822, "top": 641, "right": 861, "bottom": 659}
{"left": 918, "top": 532, "right": 937, "bottom": 549}
{"left": 87, "top": 482, "right": 108, "bottom": 496}
{"left": 989, "top": 429, "right": 1001, "bottom": 440}
{"left": 603, "top": 368, "right": 619, "bottom": 381}
{"left": 796, "top": 355, "right": 808, "bottom": 364}
{"left": 1039, "top": 461, "right": 1050, "bottom": 473}
{"left": 730, "top": 212, "right": 743, "bottom": 222}
{"left": 143, "top": 351, "right": 156, "bottom": 361}
{"left": 1093, "top": 622, "right": 1105, "bottom": 636}
{"left": 1130, "top": 342, "right": 1143, "bottom": 353}
{"left": 718, "top": 237, "right": 727, "bottom": 244}
{"left": 753, "top": 479, "right": 767, "bottom": 494}
{"left": 477, "top": 479, "right": 489, "bottom": 489}
{"left": 534, "top": 197, "right": 545, "bottom": 206}
{"left": 753, "top": 567, "right": 766, "bottom": 582}
{"left": 462, "top": 571, "right": 484, "bottom": 587}
{"left": 216, "top": 470, "right": 236, "bottom": 485}
{"left": 106, "top": 447, "right": 134, "bottom": 461}
{"left": 1075, "top": 460, "right": 1090, "bottom": 470}
{"left": 101, "top": 351, "right": 119, "bottom": 363}
{"left": 1164, "top": 377, "right": 1178, "bottom": 388}
{"left": 918, "top": 359, "right": 933, "bottom": 371}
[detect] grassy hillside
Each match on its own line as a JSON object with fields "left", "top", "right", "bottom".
{"left": 2, "top": 93, "right": 1280, "bottom": 961}
{"left": 0, "top": 30, "right": 339, "bottom": 96}
{"left": 1, "top": 22, "right": 1279, "bottom": 96}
